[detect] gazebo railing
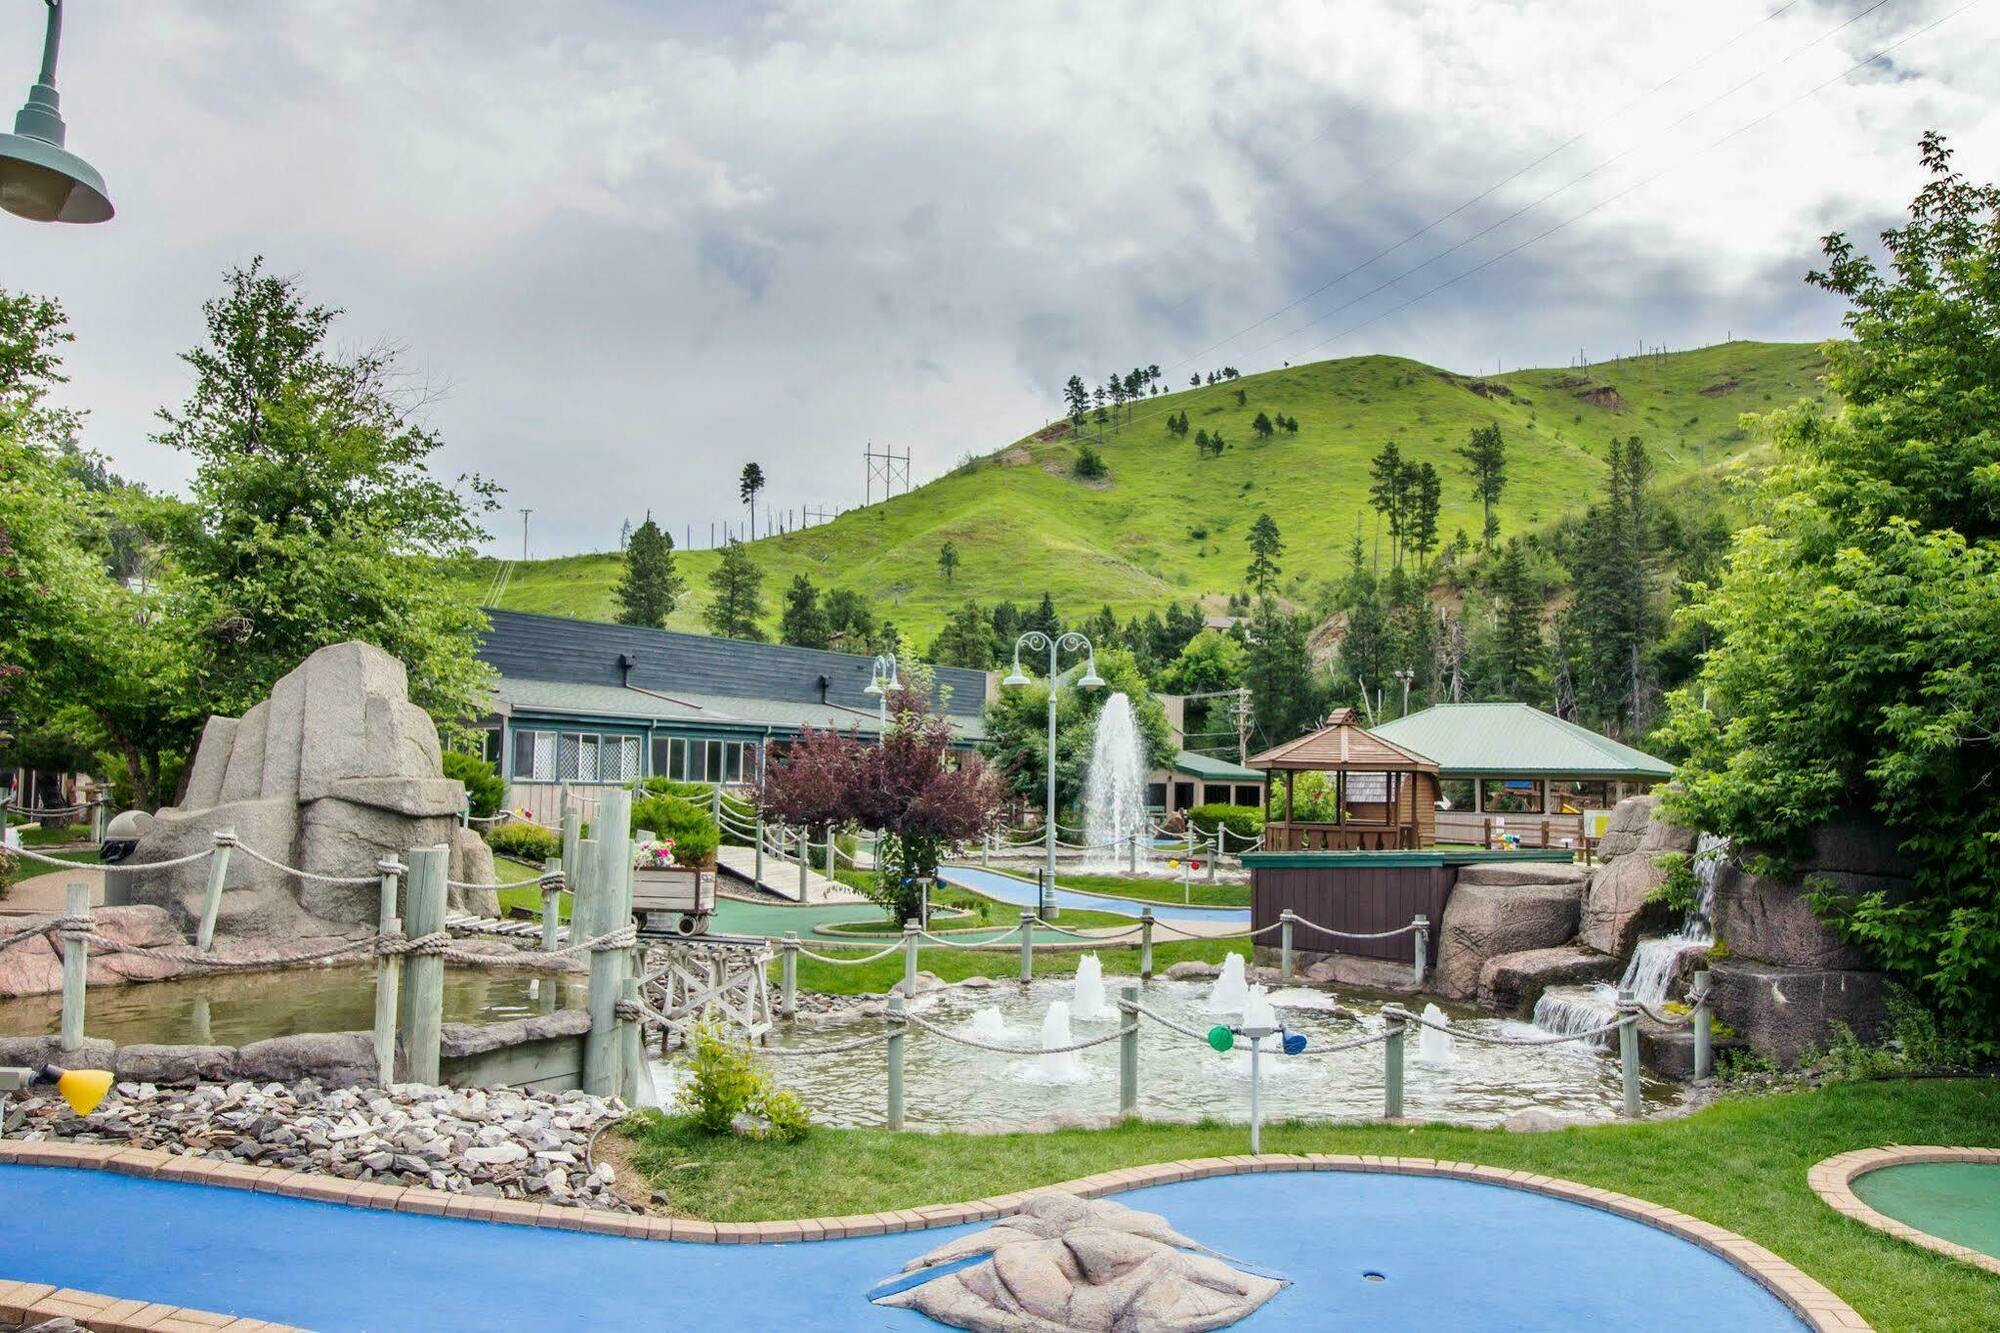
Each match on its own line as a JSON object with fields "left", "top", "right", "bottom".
{"left": 1263, "top": 820, "right": 1415, "bottom": 852}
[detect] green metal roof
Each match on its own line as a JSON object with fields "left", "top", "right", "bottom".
{"left": 1369, "top": 703, "right": 1673, "bottom": 780}
{"left": 1170, "top": 750, "right": 1265, "bottom": 783}
{"left": 492, "top": 676, "right": 987, "bottom": 742}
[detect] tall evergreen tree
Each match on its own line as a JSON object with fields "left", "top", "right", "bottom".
{"left": 702, "top": 539, "right": 767, "bottom": 641}
{"left": 1488, "top": 540, "right": 1545, "bottom": 701}
{"left": 1245, "top": 513, "right": 1284, "bottom": 598}
{"left": 1456, "top": 422, "right": 1508, "bottom": 548}
{"left": 1027, "top": 591, "right": 1062, "bottom": 638}
{"left": 777, "top": 573, "right": 831, "bottom": 649}
{"left": 738, "top": 461, "right": 766, "bottom": 541}
{"left": 1244, "top": 599, "right": 1322, "bottom": 746}
{"left": 1406, "top": 462, "right": 1443, "bottom": 568}
{"left": 937, "top": 539, "right": 960, "bottom": 584}
{"left": 929, "top": 600, "right": 994, "bottom": 668}
{"left": 612, "top": 516, "right": 685, "bottom": 628}
{"left": 823, "top": 587, "right": 877, "bottom": 653}
{"left": 1063, "top": 375, "right": 1090, "bottom": 435}
{"left": 1366, "top": 441, "right": 1408, "bottom": 566}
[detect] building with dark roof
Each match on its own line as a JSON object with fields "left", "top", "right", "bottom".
{"left": 475, "top": 611, "right": 991, "bottom": 820}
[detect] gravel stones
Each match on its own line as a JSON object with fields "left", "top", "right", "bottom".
{"left": 7, "top": 1078, "right": 632, "bottom": 1212}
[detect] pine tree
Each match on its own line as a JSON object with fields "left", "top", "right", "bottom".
{"left": 1252, "top": 411, "right": 1275, "bottom": 443}
{"left": 1028, "top": 591, "right": 1062, "bottom": 638}
{"left": 738, "top": 462, "right": 766, "bottom": 541}
{"left": 1244, "top": 598, "right": 1321, "bottom": 745}
{"left": 937, "top": 540, "right": 960, "bottom": 584}
{"left": 777, "top": 573, "right": 831, "bottom": 649}
{"left": 1063, "top": 375, "right": 1090, "bottom": 435}
{"left": 823, "top": 588, "right": 878, "bottom": 653}
{"left": 1406, "top": 462, "right": 1443, "bottom": 568}
{"left": 702, "top": 539, "right": 767, "bottom": 641}
{"left": 1489, "top": 540, "right": 1545, "bottom": 701}
{"left": 1366, "top": 441, "right": 1408, "bottom": 566}
{"left": 1456, "top": 423, "right": 1507, "bottom": 548}
{"left": 1245, "top": 513, "right": 1284, "bottom": 598}
{"left": 612, "top": 517, "right": 685, "bottom": 628}
{"left": 928, "top": 600, "right": 993, "bottom": 668}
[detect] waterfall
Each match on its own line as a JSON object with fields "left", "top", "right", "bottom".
{"left": 1533, "top": 833, "right": 1728, "bottom": 1039}
{"left": 1083, "top": 693, "right": 1148, "bottom": 871}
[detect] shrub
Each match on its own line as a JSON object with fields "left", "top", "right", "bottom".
{"left": 1188, "top": 804, "right": 1264, "bottom": 842}
{"left": 678, "top": 1018, "right": 812, "bottom": 1141}
{"left": 485, "top": 821, "right": 560, "bottom": 862}
{"left": 1073, "top": 444, "right": 1107, "bottom": 479}
{"left": 1648, "top": 852, "right": 1701, "bottom": 916}
{"left": 442, "top": 751, "right": 506, "bottom": 819}
{"left": 630, "top": 793, "right": 720, "bottom": 867}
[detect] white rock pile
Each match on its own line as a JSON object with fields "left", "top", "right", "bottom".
{"left": 7, "top": 1079, "right": 632, "bottom": 1211}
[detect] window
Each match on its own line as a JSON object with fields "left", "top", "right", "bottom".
{"left": 1145, "top": 782, "right": 1168, "bottom": 810}
{"left": 481, "top": 728, "right": 503, "bottom": 767}
{"left": 1438, "top": 778, "right": 1474, "bottom": 812}
{"left": 651, "top": 736, "right": 670, "bottom": 779}
{"left": 511, "top": 729, "right": 557, "bottom": 782}
{"left": 1233, "top": 784, "right": 1262, "bottom": 808}
{"left": 1481, "top": 778, "right": 1544, "bottom": 815}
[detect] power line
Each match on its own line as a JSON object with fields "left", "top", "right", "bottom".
{"left": 1158, "top": 0, "right": 1815, "bottom": 374}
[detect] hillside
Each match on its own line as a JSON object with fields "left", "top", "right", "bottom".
{"left": 459, "top": 341, "right": 1826, "bottom": 641}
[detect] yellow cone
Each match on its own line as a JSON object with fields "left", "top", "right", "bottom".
{"left": 42, "top": 1065, "right": 113, "bottom": 1116}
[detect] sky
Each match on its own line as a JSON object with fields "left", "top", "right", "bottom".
{"left": 9, "top": 0, "right": 1996, "bottom": 559}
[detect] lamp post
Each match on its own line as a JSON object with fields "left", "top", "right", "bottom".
{"left": 1394, "top": 669, "right": 1415, "bottom": 718}
{"left": 863, "top": 653, "right": 899, "bottom": 738}
{"left": 1002, "top": 631, "right": 1104, "bottom": 918}
{"left": 0, "top": 1, "right": 113, "bottom": 224}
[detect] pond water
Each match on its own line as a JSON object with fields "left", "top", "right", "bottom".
{"left": 689, "top": 973, "right": 1677, "bottom": 1130}
{"left": 0, "top": 966, "right": 584, "bottom": 1047}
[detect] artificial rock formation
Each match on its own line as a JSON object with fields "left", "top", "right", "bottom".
{"left": 879, "top": 1192, "right": 1285, "bottom": 1332}
{"left": 1579, "top": 795, "right": 1692, "bottom": 957}
{"left": 1432, "top": 862, "right": 1587, "bottom": 1001}
{"left": 115, "top": 642, "right": 499, "bottom": 942}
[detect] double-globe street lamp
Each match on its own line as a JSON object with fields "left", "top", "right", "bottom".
{"left": 1003, "top": 631, "right": 1103, "bottom": 919}
{"left": 1, "top": 1, "right": 113, "bottom": 224}
{"left": 863, "top": 653, "right": 900, "bottom": 736}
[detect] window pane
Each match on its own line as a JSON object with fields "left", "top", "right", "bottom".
{"left": 620, "top": 737, "right": 641, "bottom": 782}
{"left": 512, "top": 729, "right": 535, "bottom": 782}
{"left": 579, "top": 735, "right": 600, "bottom": 782}
{"left": 725, "top": 743, "right": 743, "bottom": 783}
{"left": 556, "top": 733, "right": 580, "bottom": 782}
{"left": 651, "top": 737, "right": 669, "bottom": 778}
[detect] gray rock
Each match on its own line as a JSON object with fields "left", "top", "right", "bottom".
{"left": 1708, "top": 959, "right": 1892, "bottom": 1066}
{"left": 113, "top": 1044, "right": 237, "bottom": 1086}
{"left": 235, "top": 1032, "right": 376, "bottom": 1087}
{"left": 450, "top": 826, "right": 502, "bottom": 918}
{"left": 1579, "top": 853, "right": 1674, "bottom": 958}
{"left": 1163, "top": 961, "right": 1219, "bottom": 980}
{"left": 1454, "top": 861, "right": 1588, "bottom": 888}
{"left": 0, "top": 1034, "right": 116, "bottom": 1072}
{"left": 1711, "top": 824, "right": 1907, "bottom": 970}
{"left": 1477, "top": 946, "right": 1622, "bottom": 1015}
{"left": 1435, "top": 882, "right": 1581, "bottom": 1001}
{"left": 1593, "top": 795, "right": 1658, "bottom": 860}
{"left": 1296, "top": 953, "right": 1420, "bottom": 994}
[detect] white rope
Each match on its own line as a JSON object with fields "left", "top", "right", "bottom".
{"left": 1397, "top": 1009, "right": 1632, "bottom": 1047}
{"left": 917, "top": 924, "right": 1025, "bottom": 949}
{"left": 759, "top": 1028, "right": 898, "bottom": 1057}
{"left": 1148, "top": 918, "right": 1283, "bottom": 941}
{"left": 232, "top": 841, "right": 381, "bottom": 886}
{"left": 1133, "top": 1003, "right": 1215, "bottom": 1043}
{"left": 1033, "top": 919, "right": 1146, "bottom": 941}
{"left": 1288, "top": 915, "right": 1421, "bottom": 941}
{"left": 905, "top": 1011, "right": 1137, "bottom": 1055}
{"left": 2, "top": 843, "right": 216, "bottom": 873}
{"left": 446, "top": 869, "right": 566, "bottom": 892}
{"left": 793, "top": 939, "right": 906, "bottom": 966}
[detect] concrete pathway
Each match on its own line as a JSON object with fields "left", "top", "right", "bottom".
{"left": 715, "top": 844, "right": 866, "bottom": 905}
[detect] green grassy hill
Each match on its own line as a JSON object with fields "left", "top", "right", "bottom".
{"left": 460, "top": 340, "right": 1826, "bottom": 640}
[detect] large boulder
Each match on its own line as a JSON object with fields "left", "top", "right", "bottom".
{"left": 1593, "top": 795, "right": 1658, "bottom": 860}
{"left": 112, "top": 1043, "right": 237, "bottom": 1085}
{"left": 119, "top": 641, "right": 476, "bottom": 941}
{"left": 1712, "top": 817, "right": 1908, "bottom": 969}
{"left": 879, "top": 1192, "right": 1285, "bottom": 1332}
{"left": 1454, "top": 861, "right": 1588, "bottom": 889}
{"left": 1708, "top": 959, "right": 1892, "bottom": 1066}
{"left": 1477, "top": 946, "right": 1623, "bottom": 1015}
{"left": 1579, "top": 854, "right": 1674, "bottom": 958}
{"left": 1298, "top": 952, "right": 1422, "bottom": 994}
{"left": 1434, "top": 881, "right": 1582, "bottom": 1001}
{"left": 234, "top": 1031, "right": 376, "bottom": 1087}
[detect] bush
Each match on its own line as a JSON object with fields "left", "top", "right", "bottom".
{"left": 630, "top": 793, "right": 720, "bottom": 867}
{"left": 678, "top": 1018, "right": 811, "bottom": 1142}
{"left": 485, "top": 821, "right": 560, "bottom": 862}
{"left": 1074, "top": 444, "right": 1107, "bottom": 480}
{"left": 442, "top": 751, "right": 506, "bottom": 819}
{"left": 1188, "top": 804, "right": 1264, "bottom": 841}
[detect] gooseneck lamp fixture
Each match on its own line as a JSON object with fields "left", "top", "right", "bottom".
{"left": 0, "top": 1, "right": 113, "bottom": 223}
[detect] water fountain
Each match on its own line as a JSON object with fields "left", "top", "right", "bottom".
{"left": 1534, "top": 833, "right": 1728, "bottom": 1040}
{"left": 1072, "top": 953, "right": 1111, "bottom": 1021}
{"left": 1039, "top": 1000, "right": 1083, "bottom": 1081}
{"left": 1205, "top": 953, "right": 1250, "bottom": 1014}
{"left": 1242, "top": 985, "right": 1280, "bottom": 1052}
{"left": 1083, "top": 692, "right": 1148, "bottom": 871}
{"left": 966, "top": 1008, "right": 1010, "bottom": 1043}
{"left": 1415, "top": 1002, "right": 1457, "bottom": 1066}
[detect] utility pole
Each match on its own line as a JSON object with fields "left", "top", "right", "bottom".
{"left": 518, "top": 508, "right": 532, "bottom": 561}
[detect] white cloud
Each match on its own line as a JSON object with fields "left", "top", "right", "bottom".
{"left": 6, "top": 0, "right": 1995, "bottom": 556}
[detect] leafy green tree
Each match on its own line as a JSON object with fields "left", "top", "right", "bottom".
{"left": 1233, "top": 388, "right": 1247, "bottom": 407}
{"left": 937, "top": 539, "right": 960, "bottom": 584}
{"left": 703, "top": 539, "right": 767, "bottom": 641}
{"left": 1252, "top": 411, "right": 1274, "bottom": 444}
{"left": 738, "top": 461, "right": 765, "bottom": 541}
{"left": 980, "top": 647, "right": 1170, "bottom": 814}
{"left": 1074, "top": 444, "right": 1107, "bottom": 479}
{"left": 1245, "top": 512, "right": 1283, "bottom": 598}
{"left": 1662, "top": 134, "right": 2000, "bottom": 1039}
{"left": 1194, "top": 427, "right": 1210, "bottom": 457}
{"left": 1063, "top": 375, "right": 1090, "bottom": 435}
{"left": 1160, "top": 628, "right": 1247, "bottom": 750}
{"left": 928, "top": 600, "right": 993, "bottom": 668}
{"left": 153, "top": 260, "right": 497, "bottom": 735}
{"left": 777, "top": 573, "right": 831, "bottom": 649}
{"left": 613, "top": 517, "right": 685, "bottom": 628}
{"left": 1367, "top": 441, "right": 1408, "bottom": 566}
{"left": 823, "top": 588, "right": 878, "bottom": 653}
{"left": 1456, "top": 421, "right": 1508, "bottom": 548}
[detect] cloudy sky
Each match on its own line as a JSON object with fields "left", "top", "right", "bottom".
{"left": 11, "top": 0, "right": 1995, "bottom": 557}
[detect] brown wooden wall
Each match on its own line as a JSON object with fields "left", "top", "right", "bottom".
{"left": 1252, "top": 863, "right": 1452, "bottom": 963}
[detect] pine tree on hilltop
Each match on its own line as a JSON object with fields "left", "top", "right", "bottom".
{"left": 703, "top": 539, "right": 767, "bottom": 642}
{"left": 1456, "top": 423, "right": 1508, "bottom": 549}
{"left": 738, "top": 462, "right": 766, "bottom": 541}
{"left": 937, "top": 539, "right": 960, "bottom": 584}
{"left": 613, "top": 516, "right": 685, "bottom": 628}
{"left": 1246, "top": 513, "right": 1284, "bottom": 598}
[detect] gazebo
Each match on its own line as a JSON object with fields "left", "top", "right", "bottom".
{"left": 1248, "top": 709, "right": 1441, "bottom": 851}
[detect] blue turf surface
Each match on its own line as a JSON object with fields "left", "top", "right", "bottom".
{"left": 0, "top": 1164, "right": 1801, "bottom": 1330}
{"left": 939, "top": 864, "right": 1249, "bottom": 923}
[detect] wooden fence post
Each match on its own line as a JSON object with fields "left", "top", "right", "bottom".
{"left": 1617, "top": 989, "right": 1641, "bottom": 1118}
{"left": 539, "top": 857, "right": 562, "bottom": 952}
{"left": 560, "top": 797, "right": 580, "bottom": 883}
{"left": 1279, "top": 909, "right": 1294, "bottom": 980}
{"left": 1118, "top": 984, "right": 1139, "bottom": 1119}
{"left": 59, "top": 883, "right": 89, "bottom": 1053}
{"left": 373, "top": 857, "right": 403, "bottom": 1085}
{"left": 886, "top": 993, "right": 906, "bottom": 1131}
{"left": 1139, "top": 907, "right": 1154, "bottom": 979}
{"left": 780, "top": 932, "right": 799, "bottom": 1018}
{"left": 1019, "top": 913, "right": 1036, "bottom": 984}
{"left": 196, "top": 827, "right": 236, "bottom": 953}
{"left": 581, "top": 786, "right": 634, "bottom": 1099}
{"left": 797, "top": 827, "right": 810, "bottom": 901}
{"left": 1692, "top": 969, "right": 1713, "bottom": 1079}
{"left": 400, "top": 846, "right": 449, "bottom": 1085}
{"left": 1412, "top": 915, "right": 1429, "bottom": 991}
{"left": 619, "top": 974, "right": 643, "bottom": 1106}
{"left": 1383, "top": 1005, "right": 1407, "bottom": 1120}
{"left": 902, "top": 920, "right": 920, "bottom": 998}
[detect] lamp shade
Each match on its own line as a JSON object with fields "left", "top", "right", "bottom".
{"left": 41, "top": 1064, "right": 113, "bottom": 1116}
{"left": 1077, "top": 664, "right": 1106, "bottom": 689}
{"left": 1002, "top": 667, "right": 1031, "bottom": 688}
{"left": 0, "top": 127, "right": 110, "bottom": 222}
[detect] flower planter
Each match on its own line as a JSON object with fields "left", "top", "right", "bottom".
{"left": 633, "top": 865, "right": 717, "bottom": 936}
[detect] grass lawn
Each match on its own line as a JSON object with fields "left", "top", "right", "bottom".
{"left": 791, "top": 935, "right": 1247, "bottom": 995}
{"left": 623, "top": 1078, "right": 2000, "bottom": 1330}
{"left": 1053, "top": 873, "right": 1249, "bottom": 909}
{"left": 823, "top": 882, "right": 1137, "bottom": 936}
{"left": 493, "top": 857, "right": 568, "bottom": 919}
{"left": 2, "top": 848, "right": 97, "bottom": 886}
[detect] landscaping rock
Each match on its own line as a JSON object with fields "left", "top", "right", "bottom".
{"left": 113, "top": 1043, "right": 237, "bottom": 1085}
{"left": 234, "top": 1032, "right": 376, "bottom": 1087}
{"left": 1297, "top": 953, "right": 1419, "bottom": 994}
{"left": 1453, "top": 861, "right": 1588, "bottom": 889}
{"left": 1477, "top": 946, "right": 1622, "bottom": 1015}
{"left": 1435, "top": 882, "right": 1581, "bottom": 1001}
{"left": 1711, "top": 818, "right": 1908, "bottom": 969}
{"left": 0, "top": 1034, "right": 116, "bottom": 1073}
{"left": 1164, "top": 961, "right": 1219, "bottom": 981}
{"left": 1579, "top": 854, "right": 1673, "bottom": 958}
{"left": 880, "top": 1191, "right": 1284, "bottom": 1331}
{"left": 1707, "top": 959, "right": 1891, "bottom": 1066}
{"left": 1592, "top": 795, "right": 1658, "bottom": 860}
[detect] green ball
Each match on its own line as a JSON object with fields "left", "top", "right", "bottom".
{"left": 1207, "top": 1025, "right": 1235, "bottom": 1053}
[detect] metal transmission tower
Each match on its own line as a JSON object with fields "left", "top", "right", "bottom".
{"left": 863, "top": 443, "right": 912, "bottom": 505}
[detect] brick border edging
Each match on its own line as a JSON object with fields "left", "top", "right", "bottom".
{"left": 0, "top": 1141, "right": 1865, "bottom": 1332}
{"left": 1809, "top": 1145, "right": 2000, "bottom": 1278}
{"left": 0, "top": 1277, "right": 303, "bottom": 1332}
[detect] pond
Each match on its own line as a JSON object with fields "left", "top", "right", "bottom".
{"left": 685, "top": 968, "right": 1678, "bottom": 1130}
{"left": 0, "top": 966, "right": 585, "bottom": 1047}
